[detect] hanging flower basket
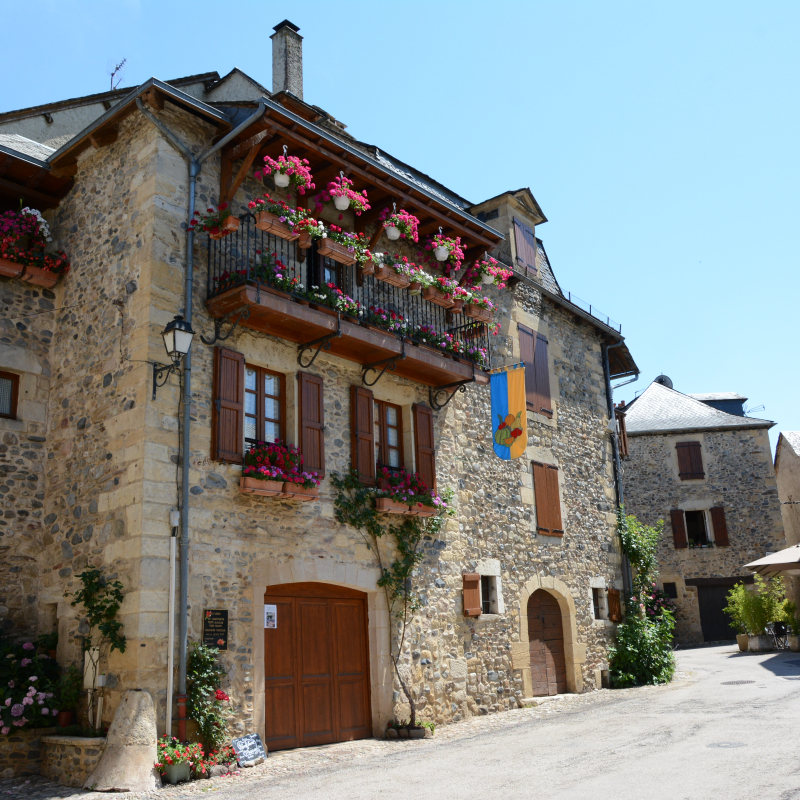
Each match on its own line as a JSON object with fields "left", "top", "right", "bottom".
{"left": 386, "top": 225, "right": 401, "bottom": 241}
{"left": 255, "top": 147, "right": 315, "bottom": 195}
{"left": 422, "top": 286, "right": 454, "bottom": 309}
{"left": 433, "top": 245, "right": 450, "bottom": 262}
{"left": 318, "top": 237, "right": 358, "bottom": 266}
{"left": 425, "top": 229, "right": 465, "bottom": 270}
{"left": 333, "top": 195, "right": 350, "bottom": 211}
{"left": 317, "top": 173, "right": 371, "bottom": 216}
{"left": 379, "top": 206, "right": 419, "bottom": 243}
{"left": 482, "top": 273, "right": 495, "bottom": 285}
{"left": 464, "top": 303, "right": 493, "bottom": 323}
{"left": 374, "top": 262, "right": 411, "bottom": 289}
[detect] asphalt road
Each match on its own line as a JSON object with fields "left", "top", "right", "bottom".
{"left": 215, "top": 644, "right": 800, "bottom": 800}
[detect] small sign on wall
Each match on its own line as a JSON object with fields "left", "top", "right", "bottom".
{"left": 202, "top": 609, "right": 229, "bottom": 650}
{"left": 264, "top": 604, "right": 277, "bottom": 629}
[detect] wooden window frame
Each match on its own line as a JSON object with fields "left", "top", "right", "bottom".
{"left": 376, "top": 400, "right": 404, "bottom": 473}
{"left": 244, "top": 364, "right": 286, "bottom": 449}
{"left": 0, "top": 371, "right": 19, "bottom": 420}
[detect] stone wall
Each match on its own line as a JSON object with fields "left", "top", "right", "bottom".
{"left": 623, "top": 427, "right": 784, "bottom": 643}
{"left": 41, "top": 735, "right": 106, "bottom": 787}
{"left": 0, "top": 726, "right": 56, "bottom": 778}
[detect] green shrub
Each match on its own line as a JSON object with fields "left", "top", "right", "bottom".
{"left": 608, "top": 603, "right": 676, "bottom": 687}
{"left": 187, "top": 642, "right": 231, "bottom": 751}
{"left": 725, "top": 575, "right": 784, "bottom": 635}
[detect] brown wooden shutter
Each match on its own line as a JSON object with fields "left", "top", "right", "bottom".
{"left": 533, "top": 333, "right": 553, "bottom": 418}
{"left": 546, "top": 464, "right": 563, "bottom": 534}
{"left": 518, "top": 324, "right": 536, "bottom": 410}
{"left": 670, "top": 510, "right": 688, "bottom": 549}
{"left": 463, "top": 573, "right": 481, "bottom": 617}
{"left": 710, "top": 506, "right": 730, "bottom": 546}
{"left": 676, "top": 441, "right": 704, "bottom": 479}
{"left": 212, "top": 346, "right": 245, "bottom": 464}
{"left": 350, "top": 385, "right": 375, "bottom": 486}
{"left": 533, "top": 461, "right": 563, "bottom": 535}
{"left": 513, "top": 217, "right": 537, "bottom": 277}
{"left": 615, "top": 407, "right": 629, "bottom": 458}
{"left": 413, "top": 403, "right": 436, "bottom": 490}
{"left": 298, "top": 371, "right": 325, "bottom": 477}
{"left": 607, "top": 588, "right": 622, "bottom": 622}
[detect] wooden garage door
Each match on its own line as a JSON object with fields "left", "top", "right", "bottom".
{"left": 527, "top": 589, "right": 567, "bottom": 696}
{"left": 698, "top": 585, "right": 738, "bottom": 642}
{"left": 263, "top": 582, "right": 372, "bottom": 751}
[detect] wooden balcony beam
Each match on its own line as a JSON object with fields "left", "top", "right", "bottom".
{"left": 0, "top": 177, "right": 61, "bottom": 208}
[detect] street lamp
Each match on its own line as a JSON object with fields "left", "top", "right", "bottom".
{"left": 153, "top": 315, "right": 195, "bottom": 399}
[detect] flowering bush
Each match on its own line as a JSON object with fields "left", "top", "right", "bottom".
{"left": 318, "top": 176, "right": 371, "bottom": 215}
{"left": 636, "top": 583, "right": 677, "bottom": 618}
{"left": 155, "top": 737, "right": 204, "bottom": 775}
{"left": 425, "top": 233, "right": 464, "bottom": 270}
{"left": 247, "top": 193, "right": 308, "bottom": 227}
{"left": 243, "top": 441, "right": 320, "bottom": 488}
{"left": 0, "top": 209, "right": 70, "bottom": 275}
{"left": 376, "top": 466, "right": 447, "bottom": 510}
{"left": 187, "top": 642, "right": 232, "bottom": 752}
{"left": 255, "top": 155, "right": 315, "bottom": 195}
{"left": 195, "top": 744, "right": 237, "bottom": 777}
{"left": 379, "top": 207, "right": 419, "bottom": 242}
{"left": 189, "top": 204, "right": 234, "bottom": 238}
{"left": 0, "top": 637, "right": 60, "bottom": 735}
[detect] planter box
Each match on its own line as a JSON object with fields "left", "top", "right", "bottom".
{"left": 0, "top": 258, "right": 25, "bottom": 279}
{"left": 748, "top": 635, "right": 774, "bottom": 652}
{"left": 42, "top": 735, "right": 106, "bottom": 788}
{"left": 258, "top": 284, "right": 292, "bottom": 300}
{"left": 376, "top": 497, "right": 410, "bottom": 515}
{"left": 318, "top": 237, "right": 357, "bottom": 266}
{"left": 422, "top": 286, "right": 454, "bottom": 309}
{"left": 255, "top": 211, "right": 299, "bottom": 241}
{"left": 360, "top": 259, "right": 376, "bottom": 276}
{"left": 240, "top": 477, "right": 284, "bottom": 496}
{"left": 450, "top": 299, "right": 464, "bottom": 314}
{"left": 164, "top": 762, "right": 192, "bottom": 785}
{"left": 374, "top": 263, "right": 411, "bottom": 289}
{"left": 464, "top": 303, "right": 492, "bottom": 323}
{"left": 408, "top": 505, "right": 437, "bottom": 518}
{"left": 20, "top": 265, "right": 59, "bottom": 288}
{"left": 736, "top": 633, "right": 749, "bottom": 652}
{"left": 282, "top": 483, "right": 319, "bottom": 501}
{"left": 210, "top": 215, "right": 240, "bottom": 240}
{"left": 297, "top": 231, "right": 313, "bottom": 250}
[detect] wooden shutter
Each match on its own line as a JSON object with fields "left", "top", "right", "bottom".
{"left": 532, "top": 461, "right": 563, "bottom": 536}
{"left": 607, "top": 588, "right": 622, "bottom": 622}
{"left": 463, "top": 573, "right": 481, "bottom": 617}
{"left": 298, "top": 372, "right": 325, "bottom": 477}
{"left": 212, "top": 346, "right": 245, "bottom": 464}
{"left": 413, "top": 403, "right": 436, "bottom": 490}
{"left": 350, "top": 386, "right": 375, "bottom": 486}
{"left": 615, "top": 407, "right": 629, "bottom": 458}
{"left": 533, "top": 333, "right": 553, "bottom": 418}
{"left": 710, "top": 506, "right": 730, "bottom": 546}
{"left": 518, "top": 324, "right": 536, "bottom": 410}
{"left": 676, "top": 441, "right": 704, "bottom": 479}
{"left": 670, "top": 510, "right": 688, "bottom": 549}
{"left": 513, "top": 217, "right": 537, "bottom": 277}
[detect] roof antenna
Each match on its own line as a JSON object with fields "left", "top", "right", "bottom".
{"left": 107, "top": 58, "right": 127, "bottom": 91}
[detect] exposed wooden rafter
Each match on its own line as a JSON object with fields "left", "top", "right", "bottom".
{"left": 0, "top": 177, "right": 64, "bottom": 208}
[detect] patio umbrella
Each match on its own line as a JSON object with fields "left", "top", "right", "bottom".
{"left": 744, "top": 543, "right": 800, "bottom": 576}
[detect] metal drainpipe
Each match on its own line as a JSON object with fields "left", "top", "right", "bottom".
{"left": 601, "top": 341, "right": 637, "bottom": 593}
{"left": 136, "top": 98, "right": 266, "bottom": 740}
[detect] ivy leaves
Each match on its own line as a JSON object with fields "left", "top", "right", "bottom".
{"left": 70, "top": 569, "right": 127, "bottom": 654}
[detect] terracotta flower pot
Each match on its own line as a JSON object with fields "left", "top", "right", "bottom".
{"left": 57, "top": 710, "right": 74, "bottom": 728}
{"left": 0, "top": 258, "right": 25, "bottom": 279}
{"left": 317, "top": 237, "right": 357, "bottom": 266}
{"left": 736, "top": 633, "right": 749, "bottom": 652}
{"left": 240, "top": 477, "right": 284, "bottom": 496}
{"left": 422, "top": 286, "right": 454, "bottom": 309}
{"left": 409, "top": 281, "right": 422, "bottom": 295}
{"left": 297, "top": 231, "right": 313, "bottom": 250}
{"left": 464, "top": 303, "right": 492, "bottom": 323}
{"left": 283, "top": 483, "right": 319, "bottom": 501}
{"left": 48, "top": 649, "right": 58, "bottom": 659}
{"left": 223, "top": 216, "right": 240, "bottom": 233}
{"left": 376, "top": 497, "right": 410, "bottom": 515}
{"left": 450, "top": 298, "right": 464, "bottom": 314}
{"left": 21, "top": 265, "right": 59, "bottom": 288}
{"left": 360, "top": 259, "right": 376, "bottom": 277}
{"left": 254, "top": 211, "right": 299, "bottom": 241}
{"left": 374, "top": 262, "right": 411, "bottom": 289}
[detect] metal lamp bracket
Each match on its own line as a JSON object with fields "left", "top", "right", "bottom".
{"left": 152, "top": 361, "right": 178, "bottom": 400}
{"left": 297, "top": 314, "right": 342, "bottom": 368}
{"left": 200, "top": 307, "right": 251, "bottom": 346}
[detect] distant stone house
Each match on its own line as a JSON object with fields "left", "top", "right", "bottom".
{"left": 621, "top": 378, "right": 784, "bottom": 644}
{"left": 774, "top": 432, "right": 800, "bottom": 605}
{"left": 0, "top": 21, "right": 638, "bottom": 749}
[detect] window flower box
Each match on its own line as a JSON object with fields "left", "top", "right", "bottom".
{"left": 360, "top": 258, "right": 375, "bottom": 276}
{"left": 376, "top": 497, "right": 411, "bottom": 515}
{"left": 0, "top": 258, "right": 24, "bottom": 279}
{"left": 422, "top": 286, "right": 454, "bottom": 309}
{"left": 450, "top": 298, "right": 464, "bottom": 314}
{"left": 374, "top": 262, "right": 411, "bottom": 289}
{"left": 318, "top": 237, "right": 357, "bottom": 266}
{"left": 254, "top": 211, "right": 300, "bottom": 241}
{"left": 408, "top": 505, "right": 437, "bottom": 517}
{"left": 464, "top": 303, "right": 492, "bottom": 323}
{"left": 20, "top": 265, "right": 59, "bottom": 289}
{"left": 282, "top": 483, "right": 319, "bottom": 501}
{"left": 240, "top": 477, "right": 284, "bottom": 496}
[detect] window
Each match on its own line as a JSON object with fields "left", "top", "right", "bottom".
{"left": 244, "top": 365, "right": 285, "bottom": 449}
{"left": 671, "top": 507, "right": 730, "bottom": 549}
{"left": 376, "top": 401, "right": 404, "bottom": 471}
{"left": 0, "top": 372, "right": 19, "bottom": 419}
{"left": 685, "top": 510, "right": 710, "bottom": 546}
{"left": 319, "top": 252, "right": 343, "bottom": 289}
{"left": 532, "top": 461, "right": 563, "bottom": 536}
{"left": 481, "top": 576, "right": 492, "bottom": 614}
{"left": 518, "top": 325, "right": 552, "bottom": 417}
{"left": 592, "top": 588, "right": 608, "bottom": 620}
{"left": 676, "top": 441, "right": 704, "bottom": 480}
{"left": 663, "top": 582, "right": 678, "bottom": 600}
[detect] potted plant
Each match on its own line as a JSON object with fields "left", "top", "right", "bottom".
{"left": 189, "top": 203, "right": 239, "bottom": 240}
{"left": 363, "top": 306, "right": 408, "bottom": 336}
{"left": 316, "top": 225, "right": 367, "bottom": 267}
{"left": 0, "top": 207, "right": 70, "bottom": 286}
{"left": 251, "top": 250, "right": 303, "bottom": 298}
{"left": 450, "top": 285, "right": 472, "bottom": 314}
{"left": 463, "top": 290, "right": 496, "bottom": 323}
{"left": 241, "top": 441, "right": 320, "bottom": 500}
{"left": 247, "top": 193, "right": 308, "bottom": 241}
{"left": 319, "top": 174, "right": 370, "bottom": 215}
{"left": 425, "top": 229, "right": 464, "bottom": 269}
{"left": 422, "top": 275, "right": 457, "bottom": 309}
{"left": 255, "top": 149, "right": 315, "bottom": 195}
{"left": 379, "top": 205, "right": 419, "bottom": 242}
{"left": 155, "top": 736, "right": 204, "bottom": 785}
{"left": 372, "top": 253, "right": 415, "bottom": 289}
{"left": 37, "top": 632, "right": 58, "bottom": 660}
{"left": 375, "top": 467, "right": 448, "bottom": 516}
{"left": 466, "top": 255, "right": 513, "bottom": 287}
{"left": 56, "top": 665, "right": 82, "bottom": 727}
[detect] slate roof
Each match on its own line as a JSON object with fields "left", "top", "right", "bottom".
{"left": 0, "top": 134, "right": 54, "bottom": 161}
{"left": 535, "top": 240, "right": 562, "bottom": 296}
{"left": 689, "top": 392, "right": 747, "bottom": 402}
{"left": 624, "top": 381, "right": 774, "bottom": 435}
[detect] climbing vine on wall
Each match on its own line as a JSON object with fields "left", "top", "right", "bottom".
{"left": 331, "top": 469, "right": 452, "bottom": 728}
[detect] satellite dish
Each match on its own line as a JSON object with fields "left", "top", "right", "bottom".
{"left": 654, "top": 374, "right": 673, "bottom": 389}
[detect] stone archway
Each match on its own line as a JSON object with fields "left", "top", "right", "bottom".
{"left": 512, "top": 575, "right": 586, "bottom": 695}
{"left": 251, "top": 556, "right": 393, "bottom": 742}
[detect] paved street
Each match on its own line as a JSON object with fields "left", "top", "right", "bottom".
{"left": 6, "top": 644, "right": 800, "bottom": 800}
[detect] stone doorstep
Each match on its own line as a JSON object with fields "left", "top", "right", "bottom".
{"left": 520, "top": 694, "right": 569, "bottom": 708}
{"left": 41, "top": 736, "right": 107, "bottom": 746}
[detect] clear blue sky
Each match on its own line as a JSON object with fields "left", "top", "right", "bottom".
{"left": 2, "top": 1, "right": 797, "bottom": 451}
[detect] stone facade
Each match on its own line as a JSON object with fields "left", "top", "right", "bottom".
{"left": 41, "top": 735, "right": 105, "bottom": 787}
{"left": 0, "top": 64, "right": 631, "bottom": 747}
{"left": 624, "top": 425, "right": 784, "bottom": 644}
{"left": 774, "top": 432, "right": 800, "bottom": 605}
{"left": 0, "top": 727, "right": 56, "bottom": 778}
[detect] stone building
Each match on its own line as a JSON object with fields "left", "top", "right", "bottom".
{"left": 774, "top": 432, "right": 800, "bottom": 605}
{"left": 0, "top": 21, "right": 638, "bottom": 749}
{"left": 621, "top": 377, "right": 784, "bottom": 644}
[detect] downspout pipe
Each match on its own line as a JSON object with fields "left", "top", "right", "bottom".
{"left": 136, "top": 98, "right": 267, "bottom": 739}
{"left": 601, "top": 340, "right": 637, "bottom": 593}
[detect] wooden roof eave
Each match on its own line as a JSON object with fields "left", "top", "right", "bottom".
{"left": 224, "top": 98, "right": 504, "bottom": 250}
{"left": 0, "top": 147, "right": 73, "bottom": 210}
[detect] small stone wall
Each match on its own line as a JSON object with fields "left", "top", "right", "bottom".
{"left": 41, "top": 735, "right": 106, "bottom": 787}
{"left": 0, "top": 727, "right": 57, "bottom": 778}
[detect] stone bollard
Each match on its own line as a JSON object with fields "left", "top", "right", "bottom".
{"left": 83, "top": 689, "right": 160, "bottom": 792}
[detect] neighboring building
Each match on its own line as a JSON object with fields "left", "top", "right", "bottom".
{"left": 621, "top": 378, "right": 784, "bottom": 644}
{"left": 774, "top": 432, "right": 800, "bottom": 605}
{"left": 0, "top": 22, "right": 637, "bottom": 750}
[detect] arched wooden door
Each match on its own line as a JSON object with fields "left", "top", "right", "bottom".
{"left": 263, "top": 582, "right": 372, "bottom": 751}
{"left": 527, "top": 589, "right": 567, "bottom": 696}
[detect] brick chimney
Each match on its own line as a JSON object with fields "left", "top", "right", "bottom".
{"left": 271, "top": 20, "right": 303, "bottom": 99}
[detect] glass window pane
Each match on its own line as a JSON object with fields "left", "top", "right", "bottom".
{"left": 245, "top": 393, "right": 256, "bottom": 415}
{"left": 388, "top": 449, "right": 400, "bottom": 468}
{"left": 387, "top": 427, "right": 398, "bottom": 447}
{"left": 244, "top": 417, "right": 256, "bottom": 443}
{"left": 264, "top": 374, "right": 280, "bottom": 396}
{"left": 385, "top": 406, "right": 397, "bottom": 426}
{"left": 245, "top": 368, "right": 257, "bottom": 391}
{"left": 264, "top": 421, "right": 280, "bottom": 443}
{"left": 264, "top": 397, "right": 280, "bottom": 420}
{"left": 0, "top": 378, "right": 12, "bottom": 416}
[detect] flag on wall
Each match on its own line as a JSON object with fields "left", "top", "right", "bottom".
{"left": 490, "top": 364, "right": 527, "bottom": 460}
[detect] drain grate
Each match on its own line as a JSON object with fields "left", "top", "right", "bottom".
{"left": 721, "top": 680, "right": 755, "bottom": 685}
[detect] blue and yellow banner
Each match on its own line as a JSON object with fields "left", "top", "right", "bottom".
{"left": 490, "top": 364, "right": 527, "bottom": 460}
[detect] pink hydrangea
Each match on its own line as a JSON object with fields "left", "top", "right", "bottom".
{"left": 20, "top": 659, "right": 31, "bottom": 667}
{"left": 41, "top": 708, "right": 49, "bottom": 716}
{"left": 21, "top": 642, "right": 34, "bottom": 651}
{"left": 1, "top": 727, "right": 8, "bottom": 735}
{"left": 22, "top": 697, "right": 33, "bottom": 706}
{"left": 10, "top": 704, "right": 23, "bottom": 717}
